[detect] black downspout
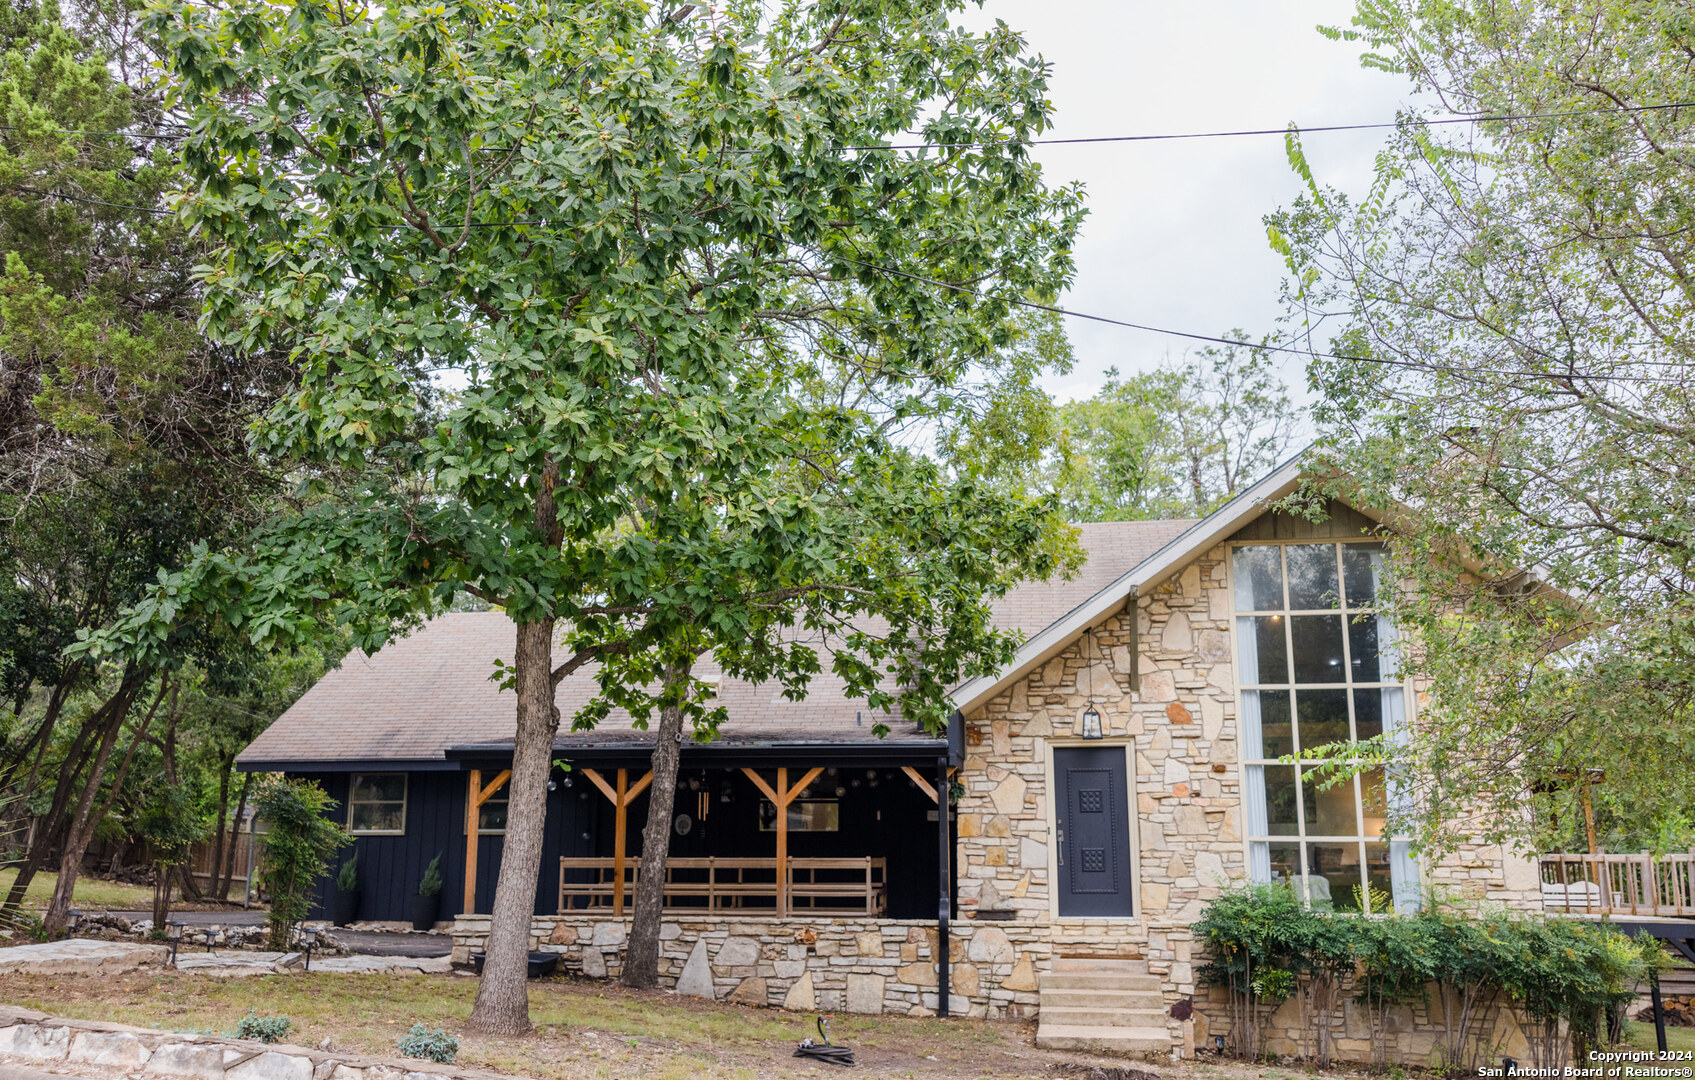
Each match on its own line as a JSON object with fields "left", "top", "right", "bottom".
{"left": 937, "top": 753, "right": 951, "bottom": 1019}
{"left": 1652, "top": 973, "right": 1668, "bottom": 1053}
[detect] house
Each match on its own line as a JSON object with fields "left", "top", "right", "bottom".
{"left": 239, "top": 455, "right": 1552, "bottom": 1058}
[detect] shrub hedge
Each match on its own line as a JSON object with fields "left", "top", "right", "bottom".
{"left": 1192, "top": 885, "right": 1665, "bottom": 1071}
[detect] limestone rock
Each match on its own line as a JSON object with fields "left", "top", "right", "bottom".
{"left": 773, "top": 960, "right": 805, "bottom": 978}
{"left": 547, "top": 922, "right": 577, "bottom": 946}
{"left": 1166, "top": 701, "right": 1193, "bottom": 724}
{"left": 70, "top": 1031, "right": 150, "bottom": 1068}
{"left": 845, "top": 973, "right": 886, "bottom": 1014}
{"left": 1138, "top": 669, "right": 1176, "bottom": 702}
{"left": 782, "top": 970, "right": 815, "bottom": 1011}
{"left": 591, "top": 921, "right": 626, "bottom": 947}
{"left": 1162, "top": 610, "right": 1192, "bottom": 653}
{"left": 1142, "top": 881, "right": 1171, "bottom": 912}
{"left": 714, "top": 936, "right": 759, "bottom": 968}
{"left": 957, "top": 813, "right": 981, "bottom": 838}
{"left": 227, "top": 1051, "right": 314, "bottom": 1080}
{"left": 1195, "top": 851, "right": 1227, "bottom": 887}
{"left": 8, "top": 1025, "right": 68, "bottom": 1063}
{"left": 674, "top": 939, "right": 714, "bottom": 999}
{"left": 989, "top": 773, "right": 1027, "bottom": 815}
{"left": 1001, "top": 954, "right": 1038, "bottom": 992}
{"left": 145, "top": 1042, "right": 226, "bottom": 1080}
{"left": 854, "top": 932, "right": 882, "bottom": 958}
{"left": 983, "top": 816, "right": 1011, "bottom": 838}
{"left": 966, "top": 926, "right": 1013, "bottom": 965}
{"left": 727, "top": 977, "right": 768, "bottom": 1006}
{"left": 1196, "top": 628, "right": 1231, "bottom": 663}
{"left": 580, "top": 948, "right": 607, "bottom": 979}
{"left": 897, "top": 960, "right": 938, "bottom": 988}
{"left": 951, "top": 962, "right": 980, "bottom": 997}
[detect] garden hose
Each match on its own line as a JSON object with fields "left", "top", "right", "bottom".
{"left": 793, "top": 1014, "right": 855, "bottom": 1066}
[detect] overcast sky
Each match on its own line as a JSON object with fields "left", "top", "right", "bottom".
{"left": 955, "top": 1, "right": 1418, "bottom": 406}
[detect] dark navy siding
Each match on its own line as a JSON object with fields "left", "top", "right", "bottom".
{"left": 288, "top": 765, "right": 940, "bottom": 921}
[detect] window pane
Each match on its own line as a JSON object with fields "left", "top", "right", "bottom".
{"left": 1310, "top": 843, "right": 1363, "bottom": 911}
{"left": 1263, "top": 765, "right": 1298, "bottom": 835}
{"left": 1360, "top": 767, "right": 1389, "bottom": 837}
{"left": 1268, "top": 841, "right": 1302, "bottom": 891}
{"left": 478, "top": 800, "right": 508, "bottom": 832}
{"left": 1342, "top": 545, "right": 1382, "bottom": 607}
{"left": 1348, "top": 615, "right": 1381, "bottom": 682}
{"left": 760, "top": 800, "right": 840, "bottom": 832}
{"left": 1295, "top": 688, "right": 1350, "bottom": 752}
{"left": 1290, "top": 615, "right": 1345, "bottom": 683}
{"left": 1233, "top": 546, "right": 1284, "bottom": 611}
{"left": 1286, "top": 544, "right": 1341, "bottom": 610}
{"left": 353, "top": 774, "right": 406, "bottom": 802}
{"left": 1301, "top": 766, "right": 1359, "bottom": 836}
{"left": 1365, "top": 842, "right": 1393, "bottom": 912}
{"left": 1354, "top": 689, "right": 1383, "bottom": 741}
{"left": 352, "top": 802, "right": 403, "bottom": 833}
{"left": 1238, "top": 616, "right": 1289, "bottom": 684}
{"left": 1254, "top": 689, "right": 1293, "bottom": 758}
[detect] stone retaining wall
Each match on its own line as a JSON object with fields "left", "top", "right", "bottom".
{"left": 0, "top": 1006, "right": 518, "bottom": 1080}
{"left": 450, "top": 915, "right": 1044, "bottom": 1020}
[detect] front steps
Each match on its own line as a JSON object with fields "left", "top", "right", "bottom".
{"left": 1034, "top": 957, "right": 1172, "bottom": 1056}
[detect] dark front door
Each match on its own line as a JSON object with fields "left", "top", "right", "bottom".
{"left": 1055, "top": 746, "right": 1133, "bottom": 917}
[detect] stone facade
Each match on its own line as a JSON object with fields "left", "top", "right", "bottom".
{"left": 450, "top": 913, "right": 1047, "bottom": 1019}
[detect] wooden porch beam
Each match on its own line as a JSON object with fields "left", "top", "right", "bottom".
{"left": 463, "top": 769, "right": 481, "bottom": 916}
{"left": 783, "top": 767, "right": 825, "bottom": 804}
{"left": 614, "top": 769, "right": 628, "bottom": 917}
{"left": 902, "top": 766, "right": 938, "bottom": 804}
{"left": 582, "top": 767, "right": 618, "bottom": 805}
{"left": 739, "top": 767, "right": 779, "bottom": 805}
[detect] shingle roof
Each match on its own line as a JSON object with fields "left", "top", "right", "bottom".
{"left": 237, "top": 519, "right": 1195, "bottom": 766}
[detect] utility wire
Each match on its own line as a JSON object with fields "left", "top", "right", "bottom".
{"left": 4, "top": 99, "right": 1692, "bottom": 150}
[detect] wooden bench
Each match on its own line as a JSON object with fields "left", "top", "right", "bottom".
{"left": 559, "top": 856, "right": 886, "bottom": 915}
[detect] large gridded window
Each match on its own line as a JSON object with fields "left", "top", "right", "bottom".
{"left": 1233, "top": 542, "right": 1420, "bottom": 913}
{"left": 348, "top": 773, "right": 407, "bottom": 835}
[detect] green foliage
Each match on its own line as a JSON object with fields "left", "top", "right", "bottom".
{"left": 233, "top": 1012, "right": 294, "bottom": 1044}
{"left": 397, "top": 1024, "right": 458, "bottom": 1064}
{"left": 254, "top": 779, "right": 349, "bottom": 951}
{"left": 417, "top": 853, "right": 443, "bottom": 898}
{"left": 334, "top": 853, "right": 358, "bottom": 893}
{"left": 1267, "top": 0, "right": 1695, "bottom": 854}
{"left": 1048, "top": 333, "right": 1301, "bottom": 522}
{"left": 135, "top": 786, "right": 208, "bottom": 869}
{"left": 1194, "top": 887, "right": 1663, "bottom": 1067}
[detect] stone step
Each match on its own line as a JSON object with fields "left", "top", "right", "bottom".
{"left": 1033, "top": 1024, "right": 1173, "bottom": 1054}
{"left": 1038, "top": 972, "right": 1164, "bottom": 993}
{"left": 1052, "top": 955, "right": 1149, "bottom": 974}
{"left": 1038, "top": 986, "right": 1168, "bottom": 1010}
{"left": 1036, "top": 1005, "right": 1170, "bottom": 1028}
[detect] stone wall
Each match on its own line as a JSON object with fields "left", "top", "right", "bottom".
{"left": 0, "top": 1005, "right": 503, "bottom": 1080}
{"left": 450, "top": 914, "right": 1045, "bottom": 1019}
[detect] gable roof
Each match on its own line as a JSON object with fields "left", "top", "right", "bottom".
{"left": 236, "top": 517, "right": 1194, "bottom": 769}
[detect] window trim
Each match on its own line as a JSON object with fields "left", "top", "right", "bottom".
{"left": 347, "top": 772, "right": 408, "bottom": 836}
{"left": 1229, "top": 538, "right": 1416, "bottom": 913}
{"left": 470, "top": 787, "right": 509, "bottom": 836}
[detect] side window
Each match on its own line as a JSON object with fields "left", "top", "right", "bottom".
{"left": 476, "top": 788, "right": 508, "bottom": 834}
{"left": 348, "top": 773, "right": 407, "bottom": 835}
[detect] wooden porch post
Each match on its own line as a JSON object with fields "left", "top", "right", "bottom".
{"left": 462, "top": 768, "right": 512, "bottom": 915}
{"left": 464, "top": 769, "right": 480, "bottom": 916}
{"left": 740, "top": 767, "right": 823, "bottom": 917}
{"left": 936, "top": 755, "right": 951, "bottom": 1019}
{"left": 614, "top": 769, "right": 628, "bottom": 917}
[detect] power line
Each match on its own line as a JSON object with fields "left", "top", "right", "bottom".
{"left": 4, "top": 100, "right": 1692, "bottom": 151}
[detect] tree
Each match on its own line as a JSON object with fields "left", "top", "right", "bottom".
{"left": 1266, "top": 0, "right": 1695, "bottom": 854}
{"left": 253, "top": 778, "right": 349, "bottom": 951}
{"left": 134, "top": 783, "right": 206, "bottom": 927}
{"left": 1050, "top": 333, "right": 1302, "bottom": 521}
{"left": 140, "top": 0, "right": 1082, "bottom": 1033}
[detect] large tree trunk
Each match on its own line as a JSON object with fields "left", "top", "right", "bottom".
{"left": 465, "top": 616, "right": 558, "bottom": 1036}
{"left": 1, "top": 711, "right": 104, "bottom": 912}
{"left": 621, "top": 660, "right": 691, "bottom": 989}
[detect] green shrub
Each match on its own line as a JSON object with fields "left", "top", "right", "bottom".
{"left": 335, "top": 853, "right": 358, "bottom": 892}
{"left": 255, "top": 778, "right": 351, "bottom": 951}
{"left": 397, "top": 1024, "right": 458, "bottom": 1064}
{"left": 417, "top": 852, "right": 443, "bottom": 898}
{"left": 1194, "top": 884, "right": 1311, "bottom": 1060}
{"left": 234, "top": 1012, "right": 294, "bottom": 1044}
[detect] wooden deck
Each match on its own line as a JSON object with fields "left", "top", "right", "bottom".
{"left": 559, "top": 855, "right": 887, "bottom": 916}
{"left": 1539, "top": 853, "right": 1695, "bottom": 918}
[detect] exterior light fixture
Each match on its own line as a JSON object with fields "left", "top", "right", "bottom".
{"left": 167, "top": 920, "right": 183, "bottom": 967}
{"left": 1080, "top": 705, "right": 1104, "bottom": 740}
{"left": 301, "top": 925, "right": 319, "bottom": 972}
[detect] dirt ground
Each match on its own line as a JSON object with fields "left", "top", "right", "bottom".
{"left": 0, "top": 968, "right": 1387, "bottom": 1080}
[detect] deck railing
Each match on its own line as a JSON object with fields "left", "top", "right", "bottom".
{"left": 1539, "top": 852, "right": 1695, "bottom": 917}
{"left": 558, "top": 856, "right": 886, "bottom": 917}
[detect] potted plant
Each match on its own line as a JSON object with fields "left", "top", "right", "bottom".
{"left": 331, "top": 853, "right": 359, "bottom": 927}
{"left": 410, "top": 852, "right": 443, "bottom": 931}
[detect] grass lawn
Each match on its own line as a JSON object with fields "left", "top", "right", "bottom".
{"left": 0, "top": 868, "right": 157, "bottom": 911}
{"left": 1622, "top": 1020, "right": 1695, "bottom": 1054}
{"left": 0, "top": 969, "right": 1359, "bottom": 1080}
